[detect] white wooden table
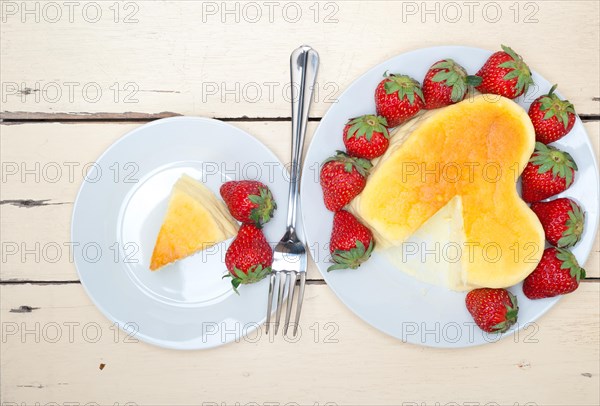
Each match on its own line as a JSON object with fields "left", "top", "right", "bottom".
{"left": 1, "top": 1, "right": 599, "bottom": 405}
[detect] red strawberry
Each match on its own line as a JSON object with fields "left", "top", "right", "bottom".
{"left": 523, "top": 247, "right": 586, "bottom": 299}
{"left": 521, "top": 142, "right": 577, "bottom": 203}
{"left": 320, "top": 151, "right": 372, "bottom": 212}
{"left": 224, "top": 224, "right": 273, "bottom": 293}
{"left": 528, "top": 84, "right": 577, "bottom": 144}
{"left": 328, "top": 210, "right": 374, "bottom": 271}
{"left": 465, "top": 288, "right": 518, "bottom": 333}
{"left": 375, "top": 73, "right": 425, "bottom": 127}
{"left": 422, "top": 59, "right": 482, "bottom": 109}
{"left": 220, "top": 180, "right": 276, "bottom": 228}
{"left": 343, "top": 115, "right": 390, "bottom": 159}
{"left": 475, "top": 45, "right": 534, "bottom": 99}
{"left": 530, "top": 198, "right": 585, "bottom": 248}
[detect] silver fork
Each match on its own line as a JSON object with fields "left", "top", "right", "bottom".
{"left": 266, "top": 45, "right": 319, "bottom": 336}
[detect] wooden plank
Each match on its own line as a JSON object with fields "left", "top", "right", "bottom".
{"left": 1, "top": 122, "right": 599, "bottom": 281}
{"left": 0, "top": 202, "right": 324, "bottom": 281}
{"left": 1, "top": 1, "right": 599, "bottom": 118}
{"left": 2, "top": 199, "right": 597, "bottom": 281}
{"left": 0, "top": 121, "right": 318, "bottom": 201}
{"left": 1, "top": 283, "right": 598, "bottom": 405}
{"left": 2, "top": 120, "right": 598, "bottom": 201}
{"left": 0, "top": 121, "right": 323, "bottom": 280}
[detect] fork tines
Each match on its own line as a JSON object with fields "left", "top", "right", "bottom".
{"left": 266, "top": 267, "right": 306, "bottom": 336}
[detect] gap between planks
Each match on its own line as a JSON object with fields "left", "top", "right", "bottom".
{"left": 2, "top": 279, "right": 598, "bottom": 286}
{"left": 0, "top": 115, "right": 324, "bottom": 124}
{"left": 0, "top": 279, "right": 328, "bottom": 285}
{"left": 1, "top": 114, "right": 599, "bottom": 125}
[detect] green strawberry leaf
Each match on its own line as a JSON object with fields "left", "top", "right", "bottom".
{"left": 557, "top": 202, "right": 585, "bottom": 248}
{"left": 383, "top": 74, "right": 424, "bottom": 106}
{"left": 328, "top": 239, "right": 374, "bottom": 272}
{"left": 556, "top": 248, "right": 586, "bottom": 282}
{"left": 491, "top": 291, "right": 518, "bottom": 333}
{"left": 497, "top": 44, "right": 534, "bottom": 95}
{"left": 324, "top": 150, "right": 373, "bottom": 177}
{"left": 539, "top": 85, "right": 576, "bottom": 129}
{"left": 431, "top": 60, "right": 455, "bottom": 70}
{"left": 248, "top": 187, "right": 277, "bottom": 227}
{"left": 466, "top": 75, "right": 482, "bottom": 87}
{"left": 530, "top": 143, "right": 578, "bottom": 187}
{"left": 432, "top": 70, "right": 453, "bottom": 82}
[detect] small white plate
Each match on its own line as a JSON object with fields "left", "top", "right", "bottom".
{"left": 72, "top": 117, "right": 288, "bottom": 349}
{"left": 300, "top": 45, "right": 599, "bottom": 348}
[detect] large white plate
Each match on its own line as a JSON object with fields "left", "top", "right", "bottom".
{"left": 300, "top": 45, "right": 599, "bottom": 348}
{"left": 72, "top": 117, "right": 288, "bottom": 349}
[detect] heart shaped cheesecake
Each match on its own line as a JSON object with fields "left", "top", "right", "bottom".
{"left": 350, "top": 94, "right": 545, "bottom": 290}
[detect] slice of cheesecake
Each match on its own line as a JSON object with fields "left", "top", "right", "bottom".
{"left": 150, "top": 175, "right": 239, "bottom": 270}
{"left": 350, "top": 95, "right": 545, "bottom": 290}
{"left": 382, "top": 195, "right": 473, "bottom": 290}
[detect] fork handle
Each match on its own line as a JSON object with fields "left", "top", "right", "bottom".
{"left": 286, "top": 45, "right": 319, "bottom": 234}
